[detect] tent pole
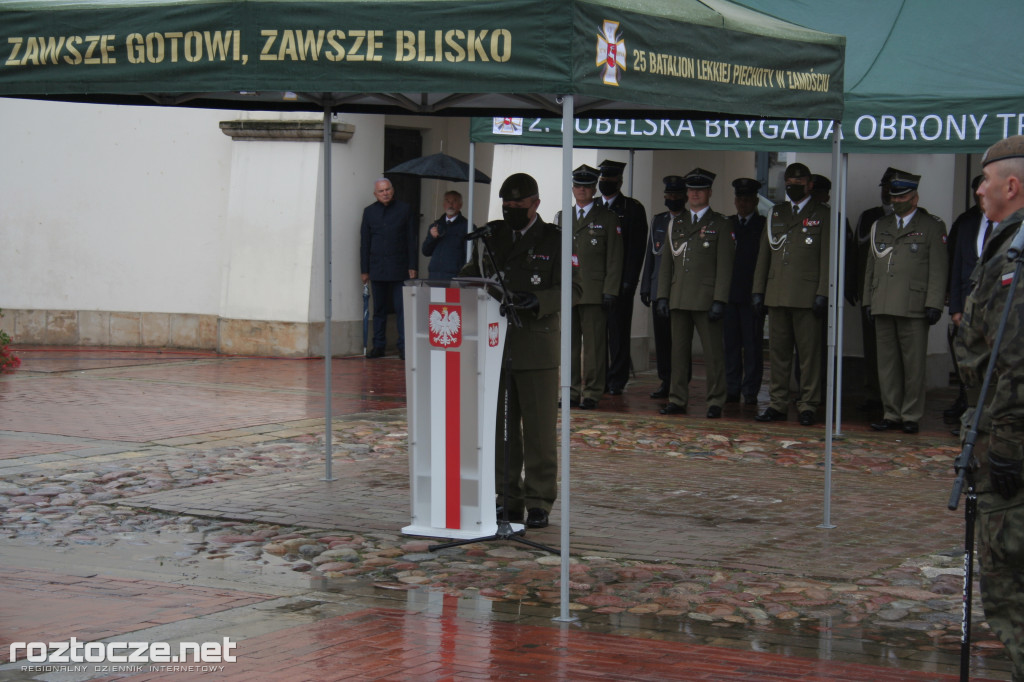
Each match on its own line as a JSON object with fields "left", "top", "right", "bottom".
{"left": 467, "top": 142, "right": 476, "bottom": 263}
{"left": 834, "top": 153, "right": 850, "bottom": 437}
{"left": 820, "top": 120, "right": 840, "bottom": 529}
{"left": 322, "top": 103, "right": 336, "bottom": 482}
{"left": 554, "top": 94, "right": 578, "bottom": 624}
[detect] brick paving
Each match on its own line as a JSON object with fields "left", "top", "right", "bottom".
{"left": 0, "top": 346, "right": 1012, "bottom": 681}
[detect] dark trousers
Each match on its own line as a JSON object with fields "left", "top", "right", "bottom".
{"left": 723, "top": 302, "right": 764, "bottom": 400}
{"left": 651, "top": 307, "right": 671, "bottom": 388}
{"left": 606, "top": 289, "right": 635, "bottom": 391}
{"left": 371, "top": 280, "right": 405, "bottom": 352}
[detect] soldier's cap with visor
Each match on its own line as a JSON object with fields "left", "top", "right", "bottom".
{"left": 571, "top": 164, "right": 600, "bottom": 186}
{"left": 783, "top": 163, "right": 811, "bottom": 179}
{"left": 498, "top": 173, "right": 538, "bottom": 201}
{"left": 879, "top": 166, "right": 899, "bottom": 186}
{"left": 663, "top": 175, "right": 687, "bottom": 193}
{"left": 887, "top": 169, "right": 920, "bottom": 197}
{"left": 598, "top": 159, "right": 627, "bottom": 178}
{"left": 810, "top": 174, "right": 831, "bottom": 191}
{"left": 732, "top": 178, "right": 761, "bottom": 196}
{"left": 683, "top": 167, "right": 716, "bottom": 189}
{"left": 981, "top": 135, "right": 1024, "bottom": 167}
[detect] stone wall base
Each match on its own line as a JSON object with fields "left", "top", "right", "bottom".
{"left": 2, "top": 309, "right": 365, "bottom": 357}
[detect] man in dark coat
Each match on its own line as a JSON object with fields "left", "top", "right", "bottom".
{"left": 597, "top": 159, "right": 648, "bottom": 395}
{"left": 422, "top": 190, "right": 470, "bottom": 281}
{"left": 723, "top": 178, "right": 765, "bottom": 405}
{"left": 360, "top": 178, "right": 418, "bottom": 359}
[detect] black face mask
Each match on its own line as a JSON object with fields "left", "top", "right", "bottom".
{"left": 664, "top": 198, "right": 686, "bottom": 212}
{"left": 503, "top": 206, "right": 531, "bottom": 231}
{"left": 785, "top": 183, "right": 807, "bottom": 203}
{"left": 598, "top": 180, "right": 619, "bottom": 197}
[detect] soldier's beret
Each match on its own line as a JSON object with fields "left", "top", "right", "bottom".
{"left": 811, "top": 174, "right": 831, "bottom": 191}
{"left": 663, "top": 175, "right": 686, "bottom": 193}
{"left": 571, "top": 164, "right": 600, "bottom": 186}
{"left": 784, "top": 163, "right": 811, "bottom": 179}
{"left": 598, "top": 160, "right": 627, "bottom": 177}
{"left": 879, "top": 166, "right": 899, "bottom": 185}
{"left": 499, "top": 173, "right": 539, "bottom": 200}
{"left": 982, "top": 135, "right": 1024, "bottom": 167}
{"left": 888, "top": 168, "right": 921, "bottom": 196}
{"left": 732, "top": 178, "right": 761, "bottom": 196}
{"left": 684, "top": 167, "right": 716, "bottom": 189}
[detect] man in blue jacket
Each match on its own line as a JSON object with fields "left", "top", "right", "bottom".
{"left": 421, "top": 190, "right": 469, "bottom": 281}
{"left": 360, "top": 178, "right": 418, "bottom": 359}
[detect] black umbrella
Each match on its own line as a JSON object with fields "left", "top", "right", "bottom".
{"left": 386, "top": 152, "right": 490, "bottom": 184}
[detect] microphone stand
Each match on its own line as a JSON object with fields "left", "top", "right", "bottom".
{"left": 430, "top": 223, "right": 558, "bottom": 555}
{"left": 947, "top": 225, "right": 1024, "bottom": 682}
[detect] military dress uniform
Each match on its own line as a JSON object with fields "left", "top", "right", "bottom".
{"left": 863, "top": 171, "right": 947, "bottom": 431}
{"left": 640, "top": 208, "right": 676, "bottom": 397}
{"left": 597, "top": 160, "right": 649, "bottom": 394}
{"left": 656, "top": 169, "right": 734, "bottom": 414}
{"left": 954, "top": 198, "right": 1024, "bottom": 682}
{"left": 567, "top": 165, "right": 623, "bottom": 406}
{"left": 724, "top": 178, "right": 766, "bottom": 405}
{"left": 752, "top": 191, "right": 831, "bottom": 419}
{"left": 459, "top": 212, "right": 564, "bottom": 519}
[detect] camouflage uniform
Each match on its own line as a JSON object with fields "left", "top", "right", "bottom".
{"left": 955, "top": 206, "right": 1024, "bottom": 682}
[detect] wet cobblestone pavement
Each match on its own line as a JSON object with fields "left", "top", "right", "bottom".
{"left": 0, "top": 348, "right": 1013, "bottom": 680}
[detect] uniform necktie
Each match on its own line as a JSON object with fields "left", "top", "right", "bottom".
{"left": 898, "top": 217, "right": 904, "bottom": 230}
{"left": 740, "top": 217, "right": 747, "bottom": 228}
{"left": 980, "top": 219, "right": 993, "bottom": 249}
{"left": 793, "top": 203, "right": 799, "bottom": 214}
{"left": 577, "top": 207, "right": 584, "bottom": 221}
{"left": 512, "top": 230, "right": 520, "bottom": 244}
{"left": 691, "top": 213, "right": 698, "bottom": 225}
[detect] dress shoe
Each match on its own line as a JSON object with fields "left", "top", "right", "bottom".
{"left": 901, "top": 421, "right": 919, "bottom": 434}
{"left": 755, "top": 407, "right": 786, "bottom": 422}
{"left": 798, "top": 410, "right": 815, "bottom": 426}
{"left": 706, "top": 405, "right": 722, "bottom": 419}
{"left": 580, "top": 398, "right": 598, "bottom": 410}
{"left": 496, "top": 505, "right": 524, "bottom": 523}
{"left": 650, "top": 386, "right": 669, "bottom": 399}
{"left": 725, "top": 393, "right": 740, "bottom": 404}
{"left": 367, "top": 347, "right": 385, "bottom": 359}
{"left": 660, "top": 402, "right": 687, "bottom": 415}
{"left": 951, "top": 426, "right": 961, "bottom": 437}
{"left": 607, "top": 387, "right": 623, "bottom": 396}
{"left": 525, "top": 508, "right": 549, "bottom": 528}
{"left": 870, "top": 419, "right": 903, "bottom": 431}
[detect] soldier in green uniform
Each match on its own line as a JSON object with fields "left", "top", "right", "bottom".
{"left": 459, "top": 173, "right": 577, "bottom": 530}
{"left": 654, "top": 168, "right": 734, "bottom": 418}
{"left": 862, "top": 169, "right": 947, "bottom": 434}
{"left": 954, "top": 135, "right": 1024, "bottom": 682}
{"left": 752, "top": 163, "right": 830, "bottom": 426}
{"left": 564, "top": 164, "right": 623, "bottom": 409}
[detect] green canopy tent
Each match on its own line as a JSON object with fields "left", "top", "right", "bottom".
{"left": 0, "top": 0, "right": 845, "bottom": 618}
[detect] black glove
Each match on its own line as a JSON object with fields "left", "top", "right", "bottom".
{"left": 751, "top": 293, "right": 765, "bottom": 318}
{"left": 640, "top": 292, "right": 651, "bottom": 307}
{"left": 812, "top": 295, "right": 828, "bottom": 319}
{"left": 655, "top": 298, "right": 670, "bottom": 318}
{"left": 602, "top": 294, "right": 617, "bottom": 311}
{"left": 510, "top": 292, "right": 539, "bottom": 312}
{"left": 989, "top": 453, "right": 1022, "bottom": 499}
{"left": 925, "top": 307, "right": 942, "bottom": 326}
{"left": 707, "top": 301, "right": 724, "bottom": 323}
{"left": 864, "top": 305, "right": 874, "bottom": 323}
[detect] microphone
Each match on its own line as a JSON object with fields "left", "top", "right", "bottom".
{"left": 464, "top": 224, "right": 494, "bottom": 241}
{"left": 1007, "top": 223, "right": 1024, "bottom": 261}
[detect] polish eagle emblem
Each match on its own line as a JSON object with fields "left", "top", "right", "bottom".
{"left": 429, "top": 304, "right": 462, "bottom": 348}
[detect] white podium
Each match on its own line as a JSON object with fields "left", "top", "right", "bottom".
{"left": 401, "top": 280, "right": 508, "bottom": 539}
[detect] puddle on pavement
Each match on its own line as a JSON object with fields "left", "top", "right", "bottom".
{"left": 307, "top": 576, "right": 1012, "bottom": 680}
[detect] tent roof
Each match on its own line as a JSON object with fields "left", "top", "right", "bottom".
{"left": 0, "top": 0, "right": 844, "bottom": 119}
